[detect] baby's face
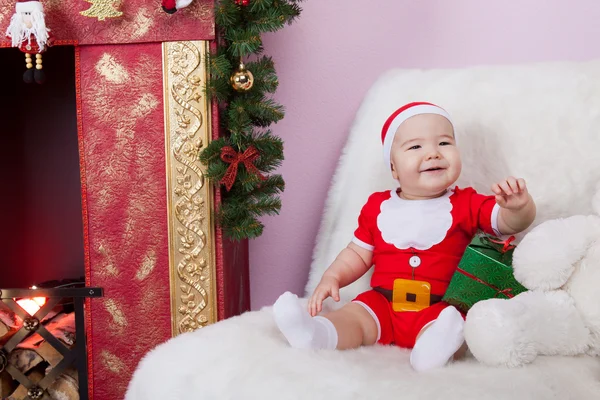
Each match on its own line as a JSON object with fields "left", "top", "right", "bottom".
{"left": 390, "top": 114, "right": 461, "bottom": 197}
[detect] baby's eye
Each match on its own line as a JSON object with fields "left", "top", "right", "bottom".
{"left": 408, "top": 145, "right": 421, "bottom": 150}
{"left": 439, "top": 141, "right": 451, "bottom": 146}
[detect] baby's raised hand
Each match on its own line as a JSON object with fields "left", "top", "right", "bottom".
{"left": 492, "top": 177, "right": 530, "bottom": 210}
{"left": 308, "top": 276, "right": 340, "bottom": 317}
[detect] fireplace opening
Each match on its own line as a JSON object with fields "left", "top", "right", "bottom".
{"left": 0, "top": 45, "right": 84, "bottom": 289}
{"left": 0, "top": 46, "right": 93, "bottom": 400}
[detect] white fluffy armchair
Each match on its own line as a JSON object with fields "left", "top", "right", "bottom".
{"left": 465, "top": 191, "right": 600, "bottom": 367}
{"left": 126, "top": 60, "right": 600, "bottom": 399}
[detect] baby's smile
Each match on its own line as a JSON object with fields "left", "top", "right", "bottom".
{"left": 421, "top": 167, "right": 446, "bottom": 175}
{"left": 419, "top": 161, "right": 448, "bottom": 174}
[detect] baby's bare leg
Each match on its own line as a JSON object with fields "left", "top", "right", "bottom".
{"left": 273, "top": 292, "right": 377, "bottom": 350}
{"left": 324, "top": 302, "right": 378, "bottom": 349}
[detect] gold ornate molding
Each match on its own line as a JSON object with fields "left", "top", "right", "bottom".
{"left": 162, "top": 41, "right": 216, "bottom": 336}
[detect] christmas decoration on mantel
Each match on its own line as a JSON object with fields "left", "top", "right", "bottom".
{"left": 80, "top": 0, "right": 123, "bottom": 21}
{"left": 161, "top": 0, "right": 194, "bottom": 14}
{"left": 5, "top": 0, "right": 54, "bottom": 84}
{"left": 199, "top": 0, "right": 302, "bottom": 240}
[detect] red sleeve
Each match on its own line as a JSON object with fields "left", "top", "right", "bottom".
{"left": 463, "top": 187, "right": 500, "bottom": 237}
{"left": 352, "top": 193, "right": 381, "bottom": 251}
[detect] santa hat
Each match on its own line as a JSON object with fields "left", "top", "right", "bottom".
{"left": 16, "top": 0, "right": 44, "bottom": 13}
{"left": 381, "top": 102, "right": 454, "bottom": 170}
{"left": 7, "top": 0, "right": 49, "bottom": 51}
{"left": 162, "top": 0, "right": 193, "bottom": 14}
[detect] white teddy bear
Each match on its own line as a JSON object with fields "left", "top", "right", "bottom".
{"left": 464, "top": 191, "right": 600, "bottom": 367}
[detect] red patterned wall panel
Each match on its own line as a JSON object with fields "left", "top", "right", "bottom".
{"left": 78, "top": 43, "right": 171, "bottom": 399}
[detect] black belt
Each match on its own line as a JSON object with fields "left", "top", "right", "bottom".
{"left": 373, "top": 287, "right": 443, "bottom": 305}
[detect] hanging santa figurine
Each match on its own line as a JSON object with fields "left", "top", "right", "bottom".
{"left": 161, "top": 0, "right": 193, "bottom": 14}
{"left": 5, "top": 0, "right": 54, "bottom": 84}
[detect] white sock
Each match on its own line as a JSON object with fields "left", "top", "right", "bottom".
{"left": 273, "top": 291, "right": 338, "bottom": 350}
{"left": 410, "top": 306, "right": 465, "bottom": 372}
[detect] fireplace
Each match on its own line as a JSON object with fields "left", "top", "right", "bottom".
{"left": 1, "top": 285, "right": 102, "bottom": 400}
{"left": 0, "top": 2, "right": 250, "bottom": 399}
{"left": 0, "top": 45, "right": 96, "bottom": 400}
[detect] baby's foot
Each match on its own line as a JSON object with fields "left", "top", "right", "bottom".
{"left": 410, "top": 306, "right": 465, "bottom": 372}
{"left": 273, "top": 291, "right": 337, "bottom": 349}
{"left": 273, "top": 292, "right": 315, "bottom": 348}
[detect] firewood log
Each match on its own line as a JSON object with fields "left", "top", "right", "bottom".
{"left": 8, "top": 348, "right": 44, "bottom": 374}
{"left": 0, "top": 320, "right": 8, "bottom": 337}
{"left": 0, "top": 306, "right": 19, "bottom": 343}
{"left": 3, "top": 365, "right": 79, "bottom": 400}
{"left": 0, "top": 370, "right": 18, "bottom": 399}
{"left": 7, "top": 366, "right": 48, "bottom": 400}
{"left": 48, "top": 373, "right": 79, "bottom": 400}
{"left": 18, "top": 312, "right": 76, "bottom": 350}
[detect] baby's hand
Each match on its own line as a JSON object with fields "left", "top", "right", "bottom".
{"left": 308, "top": 276, "right": 340, "bottom": 317}
{"left": 492, "top": 177, "right": 530, "bottom": 210}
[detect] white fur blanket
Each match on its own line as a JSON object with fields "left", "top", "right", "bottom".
{"left": 126, "top": 307, "right": 600, "bottom": 400}
{"left": 127, "top": 60, "right": 600, "bottom": 400}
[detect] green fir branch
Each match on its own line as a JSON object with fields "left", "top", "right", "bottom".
{"left": 207, "top": 53, "right": 233, "bottom": 80}
{"left": 248, "top": 196, "right": 282, "bottom": 216}
{"left": 246, "top": 8, "right": 287, "bottom": 34}
{"left": 216, "top": 1, "right": 243, "bottom": 27}
{"left": 199, "top": 0, "right": 303, "bottom": 240}
{"left": 245, "top": 57, "right": 278, "bottom": 93}
{"left": 224, "top": 28, "right": 264, "bottom": 57}
{"left": 249, "top": 0, "right": 273, "bottom": 13}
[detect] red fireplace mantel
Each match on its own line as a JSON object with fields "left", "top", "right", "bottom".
{"left": 0, "top": 0, "right": 214, "bottom": 46}
{"left": 1, "top": 2, "right": 250, "bottom": 400}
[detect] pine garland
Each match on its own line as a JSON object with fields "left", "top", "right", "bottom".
{"left": 200, "top": 0, "right": 302, "bottom": 240}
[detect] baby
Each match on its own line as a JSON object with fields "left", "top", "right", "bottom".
{"left": 273, "top": 102, "right": 536, "bottom": 371}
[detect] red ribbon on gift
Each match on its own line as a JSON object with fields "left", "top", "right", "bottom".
{"left": 456, "top": 267, "right": 515, "bottom": 299}
{"left": 220, "top": 145, "right": 266, "bottom": 191}
{"left": 486, "top": 235, "right": 516, "bottom": 253}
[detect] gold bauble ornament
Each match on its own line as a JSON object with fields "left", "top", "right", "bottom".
{"left": 230, "top": 62, "right": 254, "bottom": 92}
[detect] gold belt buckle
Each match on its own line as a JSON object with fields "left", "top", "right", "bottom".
{"left": 392, "top": 278, "right": 431, "bottom": 312}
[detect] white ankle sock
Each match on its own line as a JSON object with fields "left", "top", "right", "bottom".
{"left": 410, "top": 306, "right": 465, "bottom": 372}
{"left": 273, "top": 291, "right": 338, "bottom": 350}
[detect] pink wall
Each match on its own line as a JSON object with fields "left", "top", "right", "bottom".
{"left": 251, "top": 0, "right": 600, "bottom": 309}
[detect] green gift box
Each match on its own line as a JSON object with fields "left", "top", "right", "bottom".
{"left": 442, "top": 234, "right": 528, "bottom": 314}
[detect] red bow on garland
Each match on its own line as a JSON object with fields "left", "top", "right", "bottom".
{"left": 219, "top": 146, "right": 266, "bottom": 191}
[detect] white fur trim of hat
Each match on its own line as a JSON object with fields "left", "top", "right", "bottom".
{"left": 16, "top": 1, "right": 44, "bottom": 13}
{"left": 381, "top": 102, "right": 454, "bottom": 170}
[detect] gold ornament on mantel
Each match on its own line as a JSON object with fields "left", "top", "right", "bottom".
{"left": 80, "top": 0, "right": 123, "bottom": 21}
{"left": 230, "top": 61, "right": 254, "bottom": 92}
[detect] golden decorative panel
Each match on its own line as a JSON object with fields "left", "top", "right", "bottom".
{"left": 162, "top": 40, "right": 216, "bottom": 336}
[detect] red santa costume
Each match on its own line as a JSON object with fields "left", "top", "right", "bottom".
{"left": 272, "top": 102, "right": 494, "bottom": 371}
{"left": 351, "top": 102, "right": 501, "bottom": 348}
